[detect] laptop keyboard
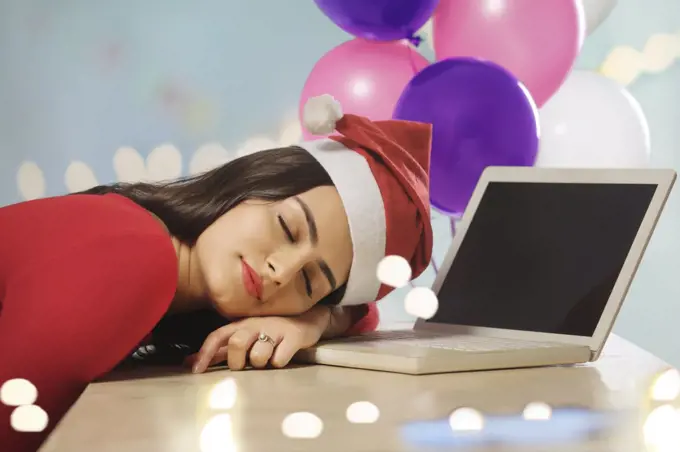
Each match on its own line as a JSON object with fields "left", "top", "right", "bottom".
{"left": 343, "top": 330, "right": 564, "bottom": 352}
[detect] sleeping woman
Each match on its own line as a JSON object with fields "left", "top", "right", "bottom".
{"left": 0, "top": 95, "right": 433, "bottom": 452}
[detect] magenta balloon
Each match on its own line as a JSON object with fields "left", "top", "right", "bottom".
{"left": 433, "top": 0, "right": 584, "bottom": 107}
{"left": 299, "top": 39, "right": 429, "bottom": 140}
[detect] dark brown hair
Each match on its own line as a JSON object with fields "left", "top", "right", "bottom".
{"left": 80, "top": 146, "right": 347, "bottom": 364}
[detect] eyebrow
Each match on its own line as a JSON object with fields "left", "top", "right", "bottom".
{"left": 293, "top": 196, "right": 337, "bottom": 291}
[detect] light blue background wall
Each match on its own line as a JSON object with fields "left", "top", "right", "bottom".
{"left": 1, "top": 1, "right": 679, "bottom": 364}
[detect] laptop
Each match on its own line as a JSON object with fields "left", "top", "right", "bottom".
{"left": 295, "top": 167, "right": 676, "bottom": 374}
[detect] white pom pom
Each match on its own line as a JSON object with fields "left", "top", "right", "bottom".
{"left": 303, "top": 94, "right": 343, "bottom": 136}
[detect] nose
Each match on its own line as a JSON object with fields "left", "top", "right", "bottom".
{"left": 265, "top": 246, "right": 311, "bottom": 289}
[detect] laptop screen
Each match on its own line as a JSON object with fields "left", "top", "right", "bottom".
{"left": 428, "top": 181, "right": 657, "bottom": 337}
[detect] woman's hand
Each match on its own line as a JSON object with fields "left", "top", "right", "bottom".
{"left": 189, "top": 306, "right": 331, "bottom": 373}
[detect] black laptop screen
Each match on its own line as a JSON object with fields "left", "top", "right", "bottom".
{"left": 428, "top": 181, "right": 657, "bottom": 337}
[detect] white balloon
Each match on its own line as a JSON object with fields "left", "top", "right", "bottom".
{"left": 582, "top": 0, "right": 618, "bottom": 35}
{"left": 536, "top": 70, "right": 650, "bottom": 169}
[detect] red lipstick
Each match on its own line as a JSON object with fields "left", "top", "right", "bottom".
{"left": 241, "top": 259, "right": 263, "bottom": 300}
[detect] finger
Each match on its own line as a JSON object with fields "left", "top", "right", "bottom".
{"left": 271, "top": 337, "right": 300, "bottom": 368}
{"left": 249, "top": 340, "right": 275, "bottom": 369}
{"left": 207, "top": 346, "right": 229, "bottom": 367}
{"left": 227, "top": 329, "right": 259, "bottom": 371}
{"left": 188, "top": 345, "right": 233, "bottom": 371}
{"left": 185, "top": 348, "right": 228, "bottom": 369}
{"left": 193, "top": 323, "right": 238, "bottom": 373}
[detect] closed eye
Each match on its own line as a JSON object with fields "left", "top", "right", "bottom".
{"left": 277, "top": 214, "right": 294, "bottom": 241}
{"left": 277, "top": 214, "right": 313, "bottom": 297}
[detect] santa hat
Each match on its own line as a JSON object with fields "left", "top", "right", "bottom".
{"left": 299, "top": 94, "right": 433, "bottom": 306}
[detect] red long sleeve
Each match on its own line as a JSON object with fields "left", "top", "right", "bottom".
{"left": 0, "top": 194, "right": 177, "bottom": 452}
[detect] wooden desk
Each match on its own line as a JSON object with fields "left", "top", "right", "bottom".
{"left": 41, "top": 335, "right": 676, "bottom": 452}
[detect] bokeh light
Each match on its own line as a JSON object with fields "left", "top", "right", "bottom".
{"left": 200, "top": 413, "right": 236, "bottom": 452}
{"left": 10, "top": 405, "right": 48, "bottom": 433}
{"left": 523, "top": 402, "right": 553, "bottom": 421}
{"left": 376, "top": 255, "right": 412, "bottom": 288}
{"left": 111, "top": 144, "right": 183, "bottom": 184}
{"left": 346, "top": 401, "right": 380, "bottom": 424}
{"left": 208, "top": 378, "right": 238, "bottom": 410}
{"left": 641, "top": 368, "right": 680, "bottom": 452}
{"left": 190, "top": 143, "right": 231, "bottom": 176}
{"left": 448, "top": 407, "right": 484, "bottom": 432}
{"left": 1, "top": 378, "right": 38, "bottom": 407}
{"left": 64, "top": 160, "right": 99, "bottom": 193}
{"left": 281, "top": 412, "right": 324, "bottom": 439}
{"left": 404, "top": 287, "right": 439, "bottom": 319}
{"left": 113, "top": 146, "right": 148, "bottom": 183}
{"left": 16, "top": 161, "right": 46, "bottom": 201}
{"left": 146, "top": 144, "right": 183, "bottom": 182}
{"left": 600, "top": 31, "right": 680, "bottom": 86}
{"left": 651, "top": 369, "right": 680, "bottom": 402}
{"left": 643, "top": 405, "right": 680, "bottom": 452}
{"left": 278, "top": 117, "right": 303, "bottom": 146}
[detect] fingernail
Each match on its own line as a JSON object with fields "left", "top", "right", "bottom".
{"left": 192, "top": 362, "right": 203, "bottom": 374}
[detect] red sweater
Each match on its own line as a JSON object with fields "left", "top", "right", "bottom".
{"left": 0, "top": 193, "right": 378, "bottom": 451}
{"left": 0, "top": 194, "right": 177, "bottom": 452}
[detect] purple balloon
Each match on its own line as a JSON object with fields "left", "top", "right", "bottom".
{"left": 314, "top": 0, "right": 439, "bottom": 41}
{"left": 393, "top": 58, "right": 539, "bottom": 215}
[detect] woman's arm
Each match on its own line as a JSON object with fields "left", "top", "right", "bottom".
{"left": 191, "top": 304, "right": 380, "bottom": 372}
{"left": 0, "top": 232, "right": 176, "bottom": 452}
{"left": 300, "top": 304, "right": 379, "bottom": 339}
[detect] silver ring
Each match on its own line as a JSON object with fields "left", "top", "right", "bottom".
{"left": 257, "top": 333, "right": 276, "bottom": 347}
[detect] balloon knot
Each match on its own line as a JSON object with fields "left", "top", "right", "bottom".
{"left": 407, "top": 34, "right": 423, "bottom": 48}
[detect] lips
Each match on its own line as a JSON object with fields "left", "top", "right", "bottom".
{"left": 241, "top": 260, "right": 263, "bottom": 300}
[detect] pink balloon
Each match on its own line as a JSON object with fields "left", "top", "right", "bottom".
{"left": 433, "top": 0, "right": 584, "bottom": 107}
{"left": 300, "top": 39, "right": 429, "bottom": 140}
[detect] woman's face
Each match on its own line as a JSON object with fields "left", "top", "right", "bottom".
{"left": 192, "top": 186, "right": 353, "bottom": 318}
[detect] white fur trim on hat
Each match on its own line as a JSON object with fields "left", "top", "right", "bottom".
{"left": 299, "top": 138, "right": 386, "bottom": 306}
{"left": 303, "top": 95, "right": 343, "bottom": 136}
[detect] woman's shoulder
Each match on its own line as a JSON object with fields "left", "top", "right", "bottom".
{"left": 2, "top": 193, "right": 165, "bottom": 239}
{"left": 0, "top": 193, "right": 174, "bottom": 274}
